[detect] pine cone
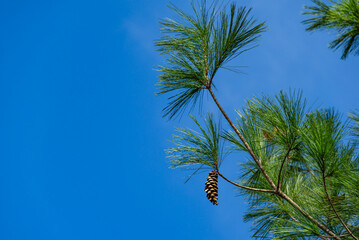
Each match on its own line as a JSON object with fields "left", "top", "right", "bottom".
{"left": 204, "top": 170, "right": 218, "bottom": 205}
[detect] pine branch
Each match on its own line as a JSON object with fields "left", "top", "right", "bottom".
{"left": 207, "top": 87, "right": 277, "bottom": 190}
{"left": 303, "top": 0, "right": 359, "bottom": 59}
{"left": 322, "top": 173, "right": 358, "bottom": 240}
{"left": 156, "top": 2, "right": 266, "bottom": 118}
{"left": 278, "top": 190, "right": 341, "bottom": 240}
{"left": 214, "top": 164, "right": 275, "bottom": 193}
{"left": 167, "top": 114, "right": 223, "bottom": 173}
{"left": 207, "top": 86, "right": 340, "bottom": 239}
{"left": 276, "top": 148, "right": 293, "bottom": 192}
{"left": 157, "top": 2, "right": 359, "bottom": 239}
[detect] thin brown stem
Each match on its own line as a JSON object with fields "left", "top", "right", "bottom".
{"left": 276, "top": 148, "right": 292, "bottom": 192}
{"left": 215, "top": 166, "right": 275, "bottom": 193}
{"left": 322, "top": 174, "right": 358, "bottom": 240}
{"left": 280, "top": 154, "right": 291, "bottom": 187}
{"left": 289, "top": 214, "right": 299, "bottom": 223}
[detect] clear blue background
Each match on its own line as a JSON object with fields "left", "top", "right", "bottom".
{"left": 0, "top": 0, "right": 358, "bottom": 239}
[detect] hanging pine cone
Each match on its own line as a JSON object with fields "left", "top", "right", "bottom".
{"left": 204, "top": 170, "right": 218, "bottom": 205}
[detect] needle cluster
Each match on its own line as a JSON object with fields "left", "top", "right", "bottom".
{"left": 303, "top": 0, "right": 359, "bottom": 59}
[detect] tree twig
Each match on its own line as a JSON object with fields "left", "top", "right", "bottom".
{"left": 276, "top": 148, "right": 292, "bottom": 192}
{"left": 322, "top": 173, "right": 358, "bottom": 240}
{"left": 215, "top": 165, "right": 275, "bottom": 193}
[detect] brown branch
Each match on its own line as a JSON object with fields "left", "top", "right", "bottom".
{"left": 208, "top": 72, "right": 215, "bottom": 87}
{"left": 215, "top": 166, "right": 275, "bottom": 193}
{"left": 216, "top": 167, "right": 340, "bottom": 239}
{"left": 276, "top": 148, "right": 292, "bottom": 192}
{"left": 322, "top": 174, "right": 358, "bottom": 240}
{"left": 278, "top": 190, "right": 341, "bottom": 240}
{"left": 277, "top": 135, "right": 298, "bottom": 192}
{"left": 207, "top": 87, "right": 277, "bottom": 190}
{"left": 279, "top": 154, "right": 291, "bottom": 188}
{"left": 320, "top": 234, "right": 351, "bottom": 239}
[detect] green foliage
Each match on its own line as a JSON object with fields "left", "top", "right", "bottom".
{"left": 157, "top": 1, "right": 359, "bottom": 239}
{"left": 224, "top": 91, "right": 359, "bottom": 239}
{"left": 224, "top": 91, "right": 307, "bottom": 181}
{"left": 167, "top": 91, "right": 359, "bottom": 239}
{"left": 167, "top": 114, "right": 223, "bottom": 174}
{"left": 303, "top": 0, "right": 359, "bottom": 59}
{"left": 155, "top": 1, "right": 266, "bottom": 118}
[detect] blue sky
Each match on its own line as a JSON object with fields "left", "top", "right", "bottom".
{"left": 0, "top": 0, "right": 358, "bottom": 239}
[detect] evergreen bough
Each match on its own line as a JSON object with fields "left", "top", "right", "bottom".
{"left": 156, "top": 1, "right": 359, "bottom": 239}
{"left": 303, "top": 0, "right": 359, "bottom": 59}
